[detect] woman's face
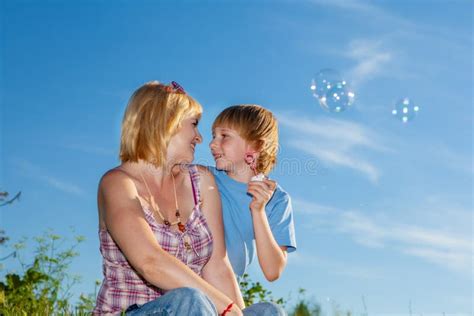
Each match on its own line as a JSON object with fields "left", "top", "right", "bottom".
{"left": 167, "top": 115, "right": 202, "bottom": 165}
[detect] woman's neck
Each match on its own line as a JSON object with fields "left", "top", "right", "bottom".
{"left": 124, "top": 160, "right": 182, "bottom": 188}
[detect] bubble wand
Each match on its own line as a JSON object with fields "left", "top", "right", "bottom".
{"left": 245, "top": 152, "right": 266, "bottom": 182}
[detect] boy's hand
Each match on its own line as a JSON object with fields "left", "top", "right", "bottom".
{"left": 247, "top": 179, "right": 277, "bottom": 211}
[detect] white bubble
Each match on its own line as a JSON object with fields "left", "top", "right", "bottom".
{"left": 311, "top": 69, "right": 343, "bottom": 99}
{"left": 310, "top": 69, "right": 355, "bottom": 113}
{"left": 321, "top": 81, "right": 355, "bottom": 112}
{"left": 392, "top": 98, "right": 420, "bottom": 123}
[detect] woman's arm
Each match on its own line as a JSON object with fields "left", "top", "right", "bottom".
{"left": 247, "top": 179, "right": 288, "bottom": 281}
{"left": 99, "top": 169, "right": 240, "bottom": 314}
{"left": 197, "top": 166, "right": 246, "bottom": 309}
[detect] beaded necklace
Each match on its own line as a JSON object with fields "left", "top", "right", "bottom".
{"left": 139, "top": 170, "right": 186, "bottom": 233}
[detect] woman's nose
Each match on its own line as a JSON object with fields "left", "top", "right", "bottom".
{"left": 195, "top": 131, "right": 203, "bottom": 144}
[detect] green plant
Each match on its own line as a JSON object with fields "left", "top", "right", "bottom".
{"left": 0, "top": 229, "right": 94, "bottom": 315}
{"left": 75, "top": 279, "right": 101, "bottom": 314}
{"left": 239, "top": 273, "right": 285, "bottom": 307}
{"left": 289, "top": 288, "right": 322, "bottom": 316}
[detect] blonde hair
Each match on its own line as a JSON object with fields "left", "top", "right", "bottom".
{"left": 120, "top": 81, "right": 202, "bottom": 167}
{"left": 212, "top": 104, "right": 279, "bottom": 174}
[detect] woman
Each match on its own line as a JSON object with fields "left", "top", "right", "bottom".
{"left": 93, "top": 81, "right": 244, "bottom": 315}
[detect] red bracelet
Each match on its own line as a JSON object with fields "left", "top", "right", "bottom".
{"left": 221, "top": 302, "right": 234, "bottom": 316}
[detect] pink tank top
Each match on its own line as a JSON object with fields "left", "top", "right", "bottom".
{"left": 93, "top": 165, "right": 214, "bottom": 315}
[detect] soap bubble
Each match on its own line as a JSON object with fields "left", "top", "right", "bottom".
{"left": 311, "top": 69, "right": 343, "bottom": 99}
{"left": 320, "top": 81, "right": 355, "bottom": 112}
{"left": 310, "top": 69, "right": 355, "bottom": 113}
{"left": 392, "top": 98, "right": 420, "bottom": 123}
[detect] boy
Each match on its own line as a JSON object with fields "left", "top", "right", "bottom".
{"left": 208, "top": 104, "right": 296, "bottom": 281}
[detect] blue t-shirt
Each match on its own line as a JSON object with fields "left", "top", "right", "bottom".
{"left": 208, "top": 166, "right": 297, "bottom": 277}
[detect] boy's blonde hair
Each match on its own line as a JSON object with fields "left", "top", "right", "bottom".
{"left": 212, "top": 104, "right": 279, "bottom": 174}
{"left": 120, "top": 81, "right": 202, "bottom": 167}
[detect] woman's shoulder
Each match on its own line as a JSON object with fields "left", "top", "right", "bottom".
{"left": 99, "top": 167, "right": 137, "bottom": 194}
{"left": 193, "top": 164, "right": 216, "bottom": 184}
{"left": 100, "top": 167, "right": 129, "bottom": 183}
{"left": 97, "top": 167, "right": 140, "bottom": 227}
{"left": 195, "top": 165, "right": 230, "bottom": 186}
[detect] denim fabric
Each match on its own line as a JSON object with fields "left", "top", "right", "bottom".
{"left": 125, "top": 287, "right": 217, "bottom": 316}
{"left": 243, "top": 302, "right": 287, "bottom": 316}
{"left": 124, "top": 287, "right": 286, "bottom": 316}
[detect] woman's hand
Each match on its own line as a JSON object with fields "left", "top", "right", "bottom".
{"left": 247, "top": 178, "right": 277, "bottom": 211}
{"left": 228, "top": 307, "right": 244, "bottom": 316}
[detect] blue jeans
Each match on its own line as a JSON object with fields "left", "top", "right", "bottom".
{"left": 125, "top": 287, "right": 217, "bottom": 315}
{"left": 243, "top": 302, "right": 287, "bottom": 316}
{"left": 124, "top": 287, "right": 286, "bottom": 315}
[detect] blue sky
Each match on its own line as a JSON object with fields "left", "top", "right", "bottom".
{"left": 1, "top": 0, "right": 472, "bottom": 314}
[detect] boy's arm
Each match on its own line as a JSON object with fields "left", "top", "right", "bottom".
{"left": 250, "top": 210, "right": 288, "bottom": 281}
{"left": 247, "top": 180, "right": 288, "bottom": 281}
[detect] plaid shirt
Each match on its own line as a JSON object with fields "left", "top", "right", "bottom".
{"left": 93, "top": 165, "right": 214, "bottom": 315}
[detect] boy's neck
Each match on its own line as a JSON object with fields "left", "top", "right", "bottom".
{"left": 225, "top": 168, "right": 254, "bottom": 184}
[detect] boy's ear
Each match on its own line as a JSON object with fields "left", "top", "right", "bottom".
{"left": 244, "top": 150, "right": 258, "bottom": 172}
{"left": 245, "top": 153, "right": 256, "bottom": 165}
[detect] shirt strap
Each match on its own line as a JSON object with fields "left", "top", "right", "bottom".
{"left": 188, "top": 165, "right": 201, "bottom": 206}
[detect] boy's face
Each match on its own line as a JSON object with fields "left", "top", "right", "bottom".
{"left": 209, "top": 126, "right": 254, "bottom": 173}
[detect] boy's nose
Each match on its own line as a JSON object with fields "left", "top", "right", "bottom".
{"left": 209, "top": 139, "right": 217, "bottom": 149}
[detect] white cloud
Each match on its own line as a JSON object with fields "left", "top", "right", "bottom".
{"left": 309, "top": 0, "right": 471, "bottom": 90}
{"left": 12, "top": 159, "right": 86, "bottom": 197}
{"left": 313, "top": 0, "right": 472, "bottom": 47}
{"left": 310, "top": 0, "right": 375, "bottom": 12}
{"left": 402, "top": 247, "right": 471, "bottom": 272}
{"left": 337, "top": 211, "right": 472, "bottom": 272}
{"left": 345, "top": 39, "right": 392, "bottom": 88}
{"left": 288, "top": 251, "right": 384, "bottom": 279}
{"left": 291, "top": 141, "right": 380, "bottom": 183}
{"left": 310, "top": 0, "right": 415, "bottom": 30}
{"left": 392, "top": 225, "right": 472, "bottom": 252}
{"left": 42, "top": 175, "right": 86, "bottom": 196}
{"left": 338, "top": 211, "right": 387, "bottom": 248}
{"left": 293, "top": 198, "right": 338, "bottom": 215}
{"left": 293, "top": 198, "right": 473, "bottom": 274}
{"left": 279, "top": 115, "right": 388, "bottom": 183}
{"left": 62, "top": 143, "right": 115, "bottom": 156}
{"left": 279, "top": 116, "right": 387, "bottom": 152}
{"left": 432, "top": 144, "right": 474, "bottom": 175}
